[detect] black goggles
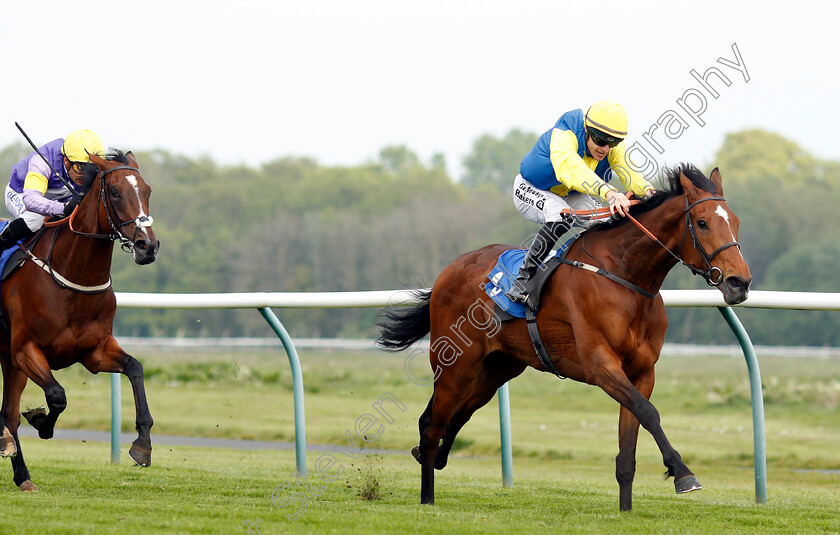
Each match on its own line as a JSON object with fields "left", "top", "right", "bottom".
{"left": 588, "top": 128, "right": 621, "bottom": 148}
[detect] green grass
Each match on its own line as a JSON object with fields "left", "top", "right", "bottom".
{"left": 4, "top": 348, "right": 840, "bottom": 533}
{"left": 0, "top": 443, "right": 838, "bottom": 534}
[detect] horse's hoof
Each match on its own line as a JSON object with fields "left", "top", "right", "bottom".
{"left": 22, "top": 408, "right": 51, "bottom": 437}
{"left": 675, "top": 474, "right": 702, "bottom": 494}
{"left": 0, "top": 427, "right": 16, "bottom": 458}
{"left": 129, "top": 442, "right": 152, "bottom": 467}
{"left": 22, "top": 408, "right": 54, "bottom": 439}
{"left": 19, "top": 480, "right": 38, "bottom": 492}
{"left": 410, "top": 445, "right": 421, "bottom": 464}
{"left": 434, "top": 455, "right": 448, "bottom": 470}
{"left": 22, "top": 406, "right": 46, "bottom": 422}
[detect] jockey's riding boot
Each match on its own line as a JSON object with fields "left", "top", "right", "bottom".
{"left": 0, "top": 219, "right": 33, "bottom": 251}
{"left": 505, "top": 219, "right": 571, "bottom": 310}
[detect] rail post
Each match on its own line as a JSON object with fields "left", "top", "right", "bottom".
{"left": 497, "top": 383, "right": 513, "bottom": 487}
{"left": 110, "top": 373, "right": 121, "bottom": 464}
{"left": 717, "top": 306, "right": 767, "bottom": 504}
{"left": 259, "top": 307, "right": 307, "bottom": 476}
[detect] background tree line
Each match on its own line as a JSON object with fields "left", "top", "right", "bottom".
{"left": 1, "top": 128, "right": 838, "bottom": 346}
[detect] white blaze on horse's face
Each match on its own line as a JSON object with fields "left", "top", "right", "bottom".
{"left": 125, "top": 175, "right": 154, "bottom": 228}
{"left": 715, "top": 205, "right": 743, "bottom": 259}
{"left": 124, "top": 173, "right": 155, "bottom": 265}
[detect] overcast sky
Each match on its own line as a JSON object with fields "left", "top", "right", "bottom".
{"left": 1, "top": 1, "right": 837, "bottom": 180}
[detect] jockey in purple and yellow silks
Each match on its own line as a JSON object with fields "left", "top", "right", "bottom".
{"left": 1, "top": 129, "right": 105, "bottom": 250}
{"left": 505, "top": 100, "right": 656, "bottom": 309}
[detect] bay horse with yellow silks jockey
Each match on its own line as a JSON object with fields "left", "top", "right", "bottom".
{"left": 378, "top": 164, "right": 751, "bottom": 511}
{"left": 0, "top": 150, "right": 159, "bottom": 491}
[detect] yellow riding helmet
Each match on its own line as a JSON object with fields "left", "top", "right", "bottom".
{"left": 584, "top": 100, "right": 629, "bottom": 139}
{"left": 61, "top": 129, "right": 105, "bottom": 163}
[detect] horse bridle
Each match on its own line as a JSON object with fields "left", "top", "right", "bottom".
{"left": 70, "top": 165, "right": 154, "bottom": 254}
{"left": 627, "top": 195, "right": 741, "bottom": 287}
{"left": 676, "top": 196, "right": 740, "bottom": 285}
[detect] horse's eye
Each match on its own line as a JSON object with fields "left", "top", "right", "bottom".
{"left": 697, "top": 220, "right": 708, "bottom": 230}
{"left": 109, "top": 186, "right": 121, "bottom": 198}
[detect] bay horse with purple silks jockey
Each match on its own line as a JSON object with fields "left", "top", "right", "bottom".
{"left": 377, "top": 164, "right": 751, "bottom": 511}
{"left": 0, "top": 150, "right": 159, "bottom": 491}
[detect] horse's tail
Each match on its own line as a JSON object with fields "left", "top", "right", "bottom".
{"left": 376, "top": 289, "right": 432, "bottom": 351}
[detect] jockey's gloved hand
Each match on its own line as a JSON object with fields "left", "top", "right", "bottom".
{"left": 63, "top": 194, "right": 84, "bottom": 217}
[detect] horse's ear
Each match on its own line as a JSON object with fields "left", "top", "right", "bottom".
{"left": 709, "top": 167, "right": 723, "bottom": 195}
{"left": 125, "top": 151, "right": 138, "bottom": 167}
{"left": 88, "top": 153, "right": 106, "bottom": 168}
{"left": 678, "top": 171, "right": 699, "bottom": 197}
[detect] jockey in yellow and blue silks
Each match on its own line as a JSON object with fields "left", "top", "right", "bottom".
{"left": 506, "top": 100, "right": 656, "bottom": 309}
{"left": 0, "top": 129, "right": 105, "bottom": 250}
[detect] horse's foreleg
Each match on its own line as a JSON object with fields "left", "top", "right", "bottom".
{"left": 596, "top": 362, "right": 699, "bottom": 501}
{"left": 0, "top": 402, "right": 11, "bottom": 458}
{"left": 0, "top": 404, "right": 13, "bottom": 458}
{"left": 615, "top": 369, "right": 655, "bottom": 512}
{"left": 627, "top": 392, "right": 698, "bottom": 490}
{"left": 82, "top": 337, "right": 154, "bottom": 467}
{"left": 0, "top": 364, "right": 23, "bottom": 459}
{"left": 123, "top": 355, "right": 154, "bottom": 466}
{"left": 14, "top": 342, "right": 66, "bottom": 439}
{"left": 616, "top": 406, "right": 640, "bottom": 511}
{"left": 1, "top": 363, "right": 37, "bottom": 490}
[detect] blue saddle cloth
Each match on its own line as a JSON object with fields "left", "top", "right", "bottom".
{"left": 484, "top": 237, "right": 574, "bottom": 319}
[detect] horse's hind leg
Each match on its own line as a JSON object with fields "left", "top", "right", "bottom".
{"left": 411, "top": 395, "right": 435, "bottom": 463}
{"left": 419, "top": 357, "right": 482, "bottom": 505}
{"left": 435, "top": 353, "right": 527, "bottom": 470}
{"left": 82, "top": 336, "right": 154, "bottom": 466}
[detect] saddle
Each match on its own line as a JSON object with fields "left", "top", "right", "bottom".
{"left": 484, "top": 239, "right": 583, "bottom": 379}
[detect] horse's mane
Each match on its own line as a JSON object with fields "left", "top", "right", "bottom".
{"left": 588, "top": 163, "right": 716, "bottom": 232}
{"left": 80, "top": 149, "right": 131, "bottom": 191}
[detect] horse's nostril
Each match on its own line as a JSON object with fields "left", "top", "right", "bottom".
{"left": 726, "top": 277, "right": 751, "bottom": 292}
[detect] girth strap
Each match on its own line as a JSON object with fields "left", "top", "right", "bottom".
{"left": 556, "top": 257, "right": 657, "bottom": 299}
{"left": 525, "top": 307, "right": 566, "bottom": 379}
